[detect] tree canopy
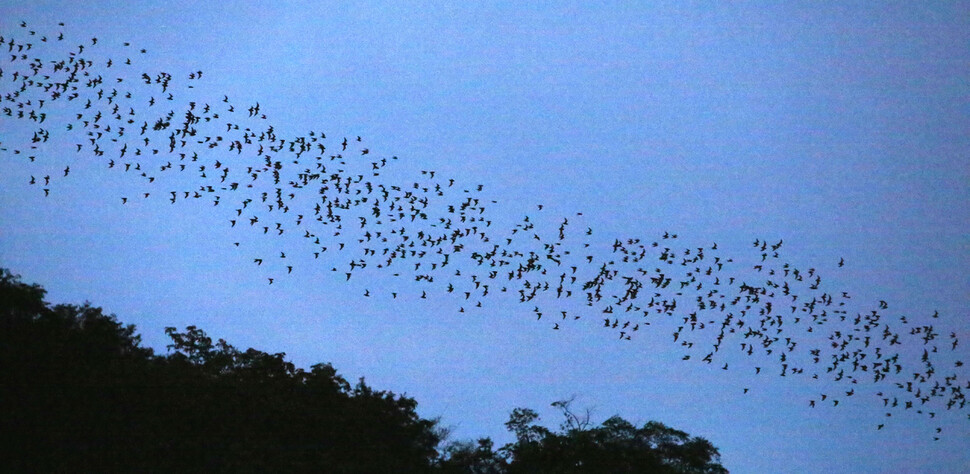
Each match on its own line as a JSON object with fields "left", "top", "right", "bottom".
{"left": 439, "top": 399, "right": 727, "bottom": 474}
{"left": 0, "top": 268, "right": 440, "bottom": 472}
{"left": 0, "top": 268, "right": 726, "bottom": 472}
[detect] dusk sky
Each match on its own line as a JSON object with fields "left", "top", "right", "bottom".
{"left": 2, "top": 2, "right": 968, "bottom": 472}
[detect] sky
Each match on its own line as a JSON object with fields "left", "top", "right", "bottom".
{"left": 1, "top": 2, "right": 969, "bottom": 472}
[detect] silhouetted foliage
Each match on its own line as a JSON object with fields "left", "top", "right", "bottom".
{"left": 0, "top": 268, "right": 727, "bottom": 472}
{"left": 438, "top": 399, "right": 728, "bottom": 473}
{"left": 0, "top": 268, "right": 441, "bottom": 472}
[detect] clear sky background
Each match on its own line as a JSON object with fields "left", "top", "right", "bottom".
{"left": 2, "top": 2, "right": 969, "bottom": 472}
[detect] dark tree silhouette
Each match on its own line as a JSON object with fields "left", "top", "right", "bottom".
{"left": 0, "top": 268, "right": 441, "bottom": 472}
{"left": 438, "top": 399, "right": 728, "bottom": 473}
{"left": 0, "top": 268, "right": 729, "bottom": 472}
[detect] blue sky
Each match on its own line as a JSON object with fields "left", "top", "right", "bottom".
{"left": 2, "top": 2, "right": 969, "bottom": 472}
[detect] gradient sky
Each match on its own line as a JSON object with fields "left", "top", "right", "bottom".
{"left": 2, "top": 2, "right": 969, "bottom": 472}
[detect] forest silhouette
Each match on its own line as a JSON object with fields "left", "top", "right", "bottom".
{"left": 0, "top": 267, "right": 726, "bottom": 472}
